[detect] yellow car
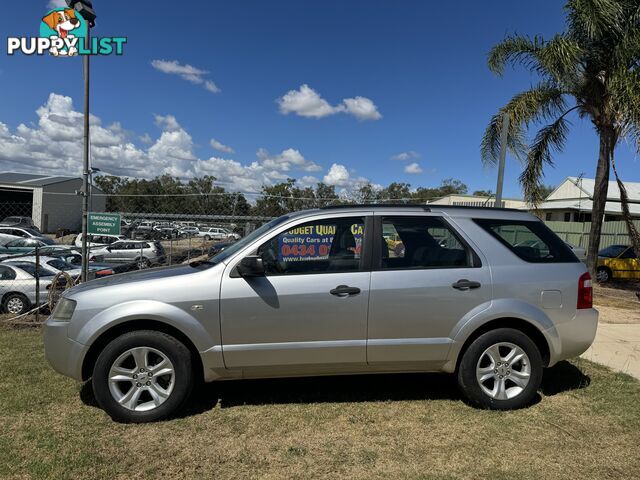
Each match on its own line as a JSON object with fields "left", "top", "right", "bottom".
{"left": 597, "top": 245, "right": 640, "bottom": 282}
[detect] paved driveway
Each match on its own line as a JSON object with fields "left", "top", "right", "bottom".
{"left": 581, "top": 323, "right": 640, "bottom": 380}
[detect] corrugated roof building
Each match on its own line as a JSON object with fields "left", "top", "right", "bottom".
{"left": 538, "top": 177, "right": 640, "bottom": 222}
{"left": 0, "top": 172, "right": 105, "bottom": 232}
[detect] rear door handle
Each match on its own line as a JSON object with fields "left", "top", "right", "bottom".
{"left": 452, "top": 279, "right": 481, "bottom": 290}
{"left": 330, "top": 285, "right": 361, "bottom": 296}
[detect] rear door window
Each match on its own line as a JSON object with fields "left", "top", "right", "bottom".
{"left": 380, "top": 216, "right": 472, "bottom": 269}
{"left": 474, "top": 219, "right": 578, "bottom": 263}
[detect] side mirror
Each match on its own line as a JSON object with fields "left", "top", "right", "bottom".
{"left": 236, "top": 255, "right": 265, "bottom": 277}
{"left": 106, "top": 246, "right": 112, "bottom": 252}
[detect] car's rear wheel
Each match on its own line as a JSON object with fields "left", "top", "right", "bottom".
{"left": 3, "top": 293, "right": 30, "bottom": 315}
{"left": 457, "top": 328, "right": 542, "bottom": 410}
{"left": 596, "top": 266, "right": 611, "bottom": 283}
{"left": 136, "top": 257, "right": 150, "bottom": 269}
{"left": 92, "top": 330, "right": 194, "bottom": 423}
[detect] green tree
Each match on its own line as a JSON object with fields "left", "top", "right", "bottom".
{"left": 481, "top": 0, "right": 640, "bottom": 274}
{"left": 473, "top": 190, "right": 493, "bottom": 197}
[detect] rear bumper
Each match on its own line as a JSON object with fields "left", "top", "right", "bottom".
{"left": 43, "top": 317, "right": 87, "bottom": 381}
{"left": 548, "top": 308, "right": 598, "bottom": 366}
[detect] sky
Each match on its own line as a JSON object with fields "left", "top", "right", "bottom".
{"left": 0, "top": 0, "right": 638, "bottom": 198}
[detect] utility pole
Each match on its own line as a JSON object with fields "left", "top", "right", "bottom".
{"left": 495, "top": 112, "right": 509, "bottom": 209}
{"left": 67, "top": 0, "right": 97, "bottom": 282}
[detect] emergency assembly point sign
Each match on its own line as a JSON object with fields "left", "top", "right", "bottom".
{"left": 88, "top": 213, "right": 121, "bottom": 235}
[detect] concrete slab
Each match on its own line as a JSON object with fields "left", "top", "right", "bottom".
{"left": 581, "top": 323, "right": 640, "bottom": 380}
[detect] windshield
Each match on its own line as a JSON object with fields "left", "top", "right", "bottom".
{"left": 209, "top": 215, "right": 291, "bottom": 264}
{"left": 598, "top": 245, "right": 628, "bottom": 258}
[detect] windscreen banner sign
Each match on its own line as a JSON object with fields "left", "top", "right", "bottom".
{"left": 278, "top": 224, "right": 364, "bottom": 262}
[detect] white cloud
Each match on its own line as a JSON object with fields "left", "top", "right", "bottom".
{"left": 404, "top": 162, "right": 423, "bottom": 174}
{"left": 139, "top": 133, "right": 153, "bottom": 145}
{"left": 341, "top": 96, "right": 382, "bottom": 121}
{"left": 257, "top": 148, "right": 322, "bottom": 172}
{"left": 323, "top": 163, "right": 351, "bottom": 186}
{"left": 47, "top": 0, "right": 66, "bottom": 8}
{"left": 391, "top": 151, "right": 420, "bottom": 161}
{"left": 210, "top": 138, "right": 235, "bottom": 154}
{"left": 277, "top": 84, "right": 382, "bottom": 121}
{"left": 151, "top": 59, "right": 220, "bottom": 94}
{"left": 0, "top": 93, "right": 373, "bottom": 194}
{"left": 277, "top": 84, "right": 338, "bottom": 119}
{"left": 153, "top": 114, "right": 181, "bottom": 132}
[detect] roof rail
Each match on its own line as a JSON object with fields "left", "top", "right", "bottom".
{"left": 319, "top": 203, "right": 431, "bottom": 211}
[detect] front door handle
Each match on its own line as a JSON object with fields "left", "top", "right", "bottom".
{"left": 330, "top": 285, "right": 361, "bottom": 296}
{"left": 452, "top": 279, "right": 481, "bottom": 290}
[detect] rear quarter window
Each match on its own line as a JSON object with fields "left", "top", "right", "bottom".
{"left": 474, "top": 219, "right": 578, "bottom": 263}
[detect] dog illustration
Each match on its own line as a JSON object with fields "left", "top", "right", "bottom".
{"left": 42, "top": 9, "right": 81, "bottom": 56}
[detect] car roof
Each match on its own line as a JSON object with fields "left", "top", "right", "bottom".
{"left": 288, "top": 204, "right": 537, "bottom": 221}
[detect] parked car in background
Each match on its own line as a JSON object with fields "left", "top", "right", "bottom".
{"left": 44, "top": 205, "right": 597, "bottom": 423}
{"left": 198, "top": 227, "right": 240, "bottom": 241}
{"left": 179, "top": 226, "right": 199, "bottom": 238}
{"left": 0, "top": 262, "right": 57, "bottom": 314}
{"left": 0, "top": 226, "right": 45, "bottom": 240}
{"left": 597, "top": 245, "right": 639, "bottom": 282}
{"left": 92, "top": 240, "right": 165, "bottom": 269}
{"left": 0, "top": 237, "right": 60, "bottom": 256}
{"left": 2, "top": 256, "right": 83, "bottom": 279}
{"left": 0, "top": 232, "right": 21, "bottom": 246}
{"left": 566, "top": 243, "right": 586, "bottom": 262}
{"left": 0, "top": 216, "right": 39, "bottom": 232}
{"left": 75, "top": 233, "right": 127, "bottom": 249}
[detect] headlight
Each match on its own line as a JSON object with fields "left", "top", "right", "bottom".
{"left": 52, "top": 298, "right": 77, "bottom": 321}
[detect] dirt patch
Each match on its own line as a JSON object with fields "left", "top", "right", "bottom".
{"left": 595, "top": 305, "right": 640, "bottom": 324}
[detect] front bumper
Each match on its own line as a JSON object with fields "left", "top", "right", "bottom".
{"left": 549, "top": 308, "right": 599, "bottom": 365}
{"left": 43, "top": 317, "right": 88, "bottom": 381}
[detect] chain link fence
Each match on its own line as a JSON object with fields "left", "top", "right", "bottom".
{"left": 0, "top": 191, "right": 637, "bottom": 321}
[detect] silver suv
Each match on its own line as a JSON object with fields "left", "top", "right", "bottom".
{"left": 43, "top": 205, "right": 598, "bottom": 423}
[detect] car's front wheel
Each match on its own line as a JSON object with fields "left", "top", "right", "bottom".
{"left": 457, "top": 328, "right": 542, "bottom": 410}
{"left": 92, "top": 330, "right": 194, "bottom": 423}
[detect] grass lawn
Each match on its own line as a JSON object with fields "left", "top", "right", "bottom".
{"left": 0, "top": 326, "right": 639, "bottom": 480}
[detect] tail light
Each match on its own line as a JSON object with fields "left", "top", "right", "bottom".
{"left": 577, "top": 272, "right": 593, "bottom": 309}
{"left": 96, "top": 269, "right": 114, "bottom": 276}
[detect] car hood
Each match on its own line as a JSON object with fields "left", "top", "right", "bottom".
{"left": 67, "top": 263, "right": 209, "bottom": 295}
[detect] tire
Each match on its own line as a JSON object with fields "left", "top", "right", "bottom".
{"left": 596, "top": 267, "right": 611, "bottom": 283}
{"left": 3, "top": 293, "right": 30, "bottom": 315}
{"left": 92, "top": 330, "right": 194, "bottom": 423}
{"left": 457, "top": 328, "right": 542, "bottom": 410}
{"left": 136, "top": 257, "right": 150, "bottom": 269}
{"left": 204, "top": 235, "right": 211, "bottom": 241}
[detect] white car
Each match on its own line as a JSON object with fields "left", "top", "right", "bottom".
{"left": 198, "top": 227, "right": 240, "bottom": 241}
{"left": 2, "top": 256, "right": 82, "bottom": 278}
{"left": 0, "top": 262, "right": 57, "bottom": 314}
{"left": 179, "top": 226, "right": 199, "bottom": 238}
{"left": 0, "top": 232, "right": 20, "bottom": 246}
{"left": 75, "top": 233, "right": 128, "bottom": 249}
{"left": 0, "top": 226, "right": 43, "bottom": 240}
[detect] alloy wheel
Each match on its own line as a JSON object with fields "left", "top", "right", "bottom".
{"left": 108, "top": 347, "right": 175, "bottom": 411}
{"left": 476, "top": 342, "right": 531, "bottom": 400}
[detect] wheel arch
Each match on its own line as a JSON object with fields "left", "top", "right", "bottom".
{"left": 453, "top": 317, "right": 551, "bottom": 372}
{"left": 81, "top": 319, "right": 204, "bottom": 382}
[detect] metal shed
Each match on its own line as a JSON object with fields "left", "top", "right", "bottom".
{"left": 0, "top": 172, "right": 106, "bottom": 233}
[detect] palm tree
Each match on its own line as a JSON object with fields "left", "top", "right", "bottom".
{"left": 481, "top": 0, "right": 640, "bottom": 275}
